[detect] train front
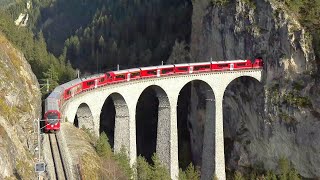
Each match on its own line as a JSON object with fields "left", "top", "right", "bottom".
{"left": 44, "top": 110, "right": 61, "bottom": 132}
{"left": 44, "top": 92, "right": 61, "bottom": 132}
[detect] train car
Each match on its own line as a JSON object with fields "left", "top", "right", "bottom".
{"left": 189, "top": 62, "right": 211, "bottom": 73}
{"left": 44, "top": 91, "right": 61, "bottom": 132}
{"left": 107, "top": 70, "right": 129, "bottom": 83}
{"left": 211, "top": 61, "right": 230, "bottom": 71}
{"left": 174, "top": 64, "right": 191, "bottom": 74}
{"left": 128, "top": 68, "right": 141, "bottom": 81}
{"left": 252, "top": 58, "right": 264, "bottom": 68}
{"left": 232, "top": 60, "right": 252, "bottom": 69}
{"left": 140, "top": 66, "right": 159, "bottom": 78}
{"left": 158, "top": 65, "right": 175, "bottom": 76}
{"left": 97, "top": 74, "right": 108, "bottom": 86}
{"left": 211, "top": 60, "right": 252, "bottom": 71}
{"left": 62, "top": 78, "right": 83, "bottom": 100}
{"left": 82, "top": 74, "right": 105, "bottom": 90}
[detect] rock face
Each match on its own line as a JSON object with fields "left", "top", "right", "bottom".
{"left": 0, "top": 34, "right": 41, "bottom": 179}
{"left": 189, "top": 0, "right": 320, "bottom": 178}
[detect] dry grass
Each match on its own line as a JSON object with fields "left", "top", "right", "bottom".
{"left": 79, "top": 152, "right": 101, "bottom": 180}
{"left": 100, "top": 156, "right": 129, "bottom": 180}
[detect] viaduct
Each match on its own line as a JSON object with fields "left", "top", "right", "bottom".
{"left": 61, "top": 69, "right": 262, "bottom": 180}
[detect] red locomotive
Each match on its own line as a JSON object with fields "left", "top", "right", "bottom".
{"left": 44, "top": 58, "right": 263, "bottom": 132}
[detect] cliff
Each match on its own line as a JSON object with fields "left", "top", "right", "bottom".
{"left": 0, "top": 33, "right": 41, "bottom": 179}
{"left": 190, "top": 0, "right": 319, "bottom": 178}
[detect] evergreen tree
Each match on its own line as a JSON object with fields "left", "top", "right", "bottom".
{"left": 266, "top": 170, "right": 277, "bottom": 180}
{"left": 288, "top": 168, "right": 300, "bottom": 180}
{"left": 151, "top": 154, "right": 171, "bottom": 180}
{"left": 234, "top": 171, "right": 245, "bottom": 180}
{"left": 184, "top": 163, "right": 200, "bottom": 180}
{"left": 136, "top": 155, "right": 152, "bottom": 180}
{"left": 115, "top": 146, "right": 134, "bottom": 178}
{"left": 96, "top": 132, "right": 113, "bottom": 158}
{"left": 279, "top": 158, "right": 289, "bottom": 180}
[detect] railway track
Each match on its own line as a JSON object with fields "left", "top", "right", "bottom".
{"left": 48, "top": 133, "right": 67, "bottom": 180}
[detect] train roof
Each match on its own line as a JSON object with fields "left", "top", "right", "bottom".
{"left": 140, "top": 66, "right": 158, "bottom": 70}
{"left": 158, "top": 65, "right": 174, "bottom": 69}
{"left": 188, "top": 62, "right": 211, "bottom": 66}
{"left": 113, "top": 70, "right": 129, "bottom": 74}
{"left": 47, "top": 91, "right": 61, "bottom": 99}
{"left": 214, "top": 59, "right": 248, "bottom": 64}
{"left": 174, "top": 63, "right": 189, "bottom": 67}
{"left": 128, "top": 68, "right": 141, "bottom": 72}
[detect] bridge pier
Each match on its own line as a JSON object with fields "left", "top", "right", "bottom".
{"left": 169, "top": 96, "right": 179, "bottom": 180}
{"left": 214, "top": 93, "right": 226, "bottom": 180}
{"left": 201, "top": 90, "right": 216, "bottom": 180}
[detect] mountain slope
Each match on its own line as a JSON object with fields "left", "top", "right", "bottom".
{"left": 190, "top": 0, "right": 319, "bottom": 178}
{"left": 0, "top": 33, "right": 41, "bottom": 179}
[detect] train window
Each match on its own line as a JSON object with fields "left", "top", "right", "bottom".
{"left": 194, "top": 65, "right": 210, "bottom": 71}
{"left": 99, "top": 78, "right": 105, "bottom": 82}
{"left": 147, "top": 70, "right": 157, "bottom": 75}
{"left": 178, "top": 67, "right": 188, "bottom": 71}
{"left": 47, "top": 113, "right": 58, "bottom": 120}
{"left": 87, "top": 81, "right": 94, "bottom": 85}
{"left": 116, "top": 74, "right": 125, "bottom": 79}
{"left": 131, "top": 72, "right": 140, "bottom": 77}
{"left": 237, "top": 63, "right": 246, "bottom": 66}
{"left": 162, "top": 68, "right": 174, "bottom": 74}
{"left": 218, "top": 64, "right": 228, "bottom": 68}
{"left": 67, "top": 90, "right": 71, "bottom": 95}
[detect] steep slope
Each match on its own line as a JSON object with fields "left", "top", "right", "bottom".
{"left": 190, "top": 0, "right": 319, "bottom": 178}
{"left": 0, "top": 33, "right": 41, "bottom": 179}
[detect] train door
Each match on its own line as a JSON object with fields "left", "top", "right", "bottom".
{"left": 71, "top": 88, "right": 75, "bottom": 97}
{"left": 157, "top": 69, "right": 161, "bottom": 77}
{"left": 127, "top": 73, "right": 131, "bottom": 81}
{"left": 189, "top": 66, "right": 193, "bottom": 73}
{"left": 94, "top": 79, "right": 98, "bottom": 88}
{"left": 230, "top": 63, "right": 234, "bottom": 70}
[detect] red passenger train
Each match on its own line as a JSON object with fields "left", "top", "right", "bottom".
{"left": 44, "top": 58, "right": 263, "bottom": 132}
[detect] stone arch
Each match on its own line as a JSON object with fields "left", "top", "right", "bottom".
{"left": 224, "top": 74, "right": 261, "bottom": 91}
{"left": 100, "top": 93, "right": 130, "bottom": 153}
{"left": 177, "top": 79, "right": 215, "bottom": 179}
{"left": 222, "top": 75, "right": 264, "bottom": 175}
{"left": 75, "top": 103, "right": 94, "bottom": 130}
{"left": 136, "top": 85, "right": 171, "bottom": 166}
